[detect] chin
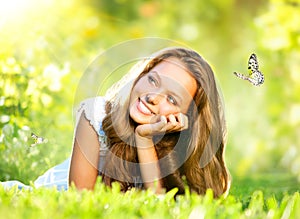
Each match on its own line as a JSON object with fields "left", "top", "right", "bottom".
{"left": 130, "top": 113, "right": 151, "bottom": 125}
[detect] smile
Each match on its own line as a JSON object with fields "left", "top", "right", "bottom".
{"left": 137, "top": 98, "right": 154, "bottom": 115}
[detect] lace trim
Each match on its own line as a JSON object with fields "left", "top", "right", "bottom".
{"left": 75, "top": 96, "right": 108, "bottom": 153}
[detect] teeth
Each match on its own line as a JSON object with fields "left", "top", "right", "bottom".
{"left": 139, "top": 100, "right": 152, "bottom": 115}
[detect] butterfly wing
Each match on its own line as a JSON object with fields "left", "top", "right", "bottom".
{"left": 248, "top": 53, "right": 259, "bottom": 75}
{"left": 233, "top": 72, "right": 250, "bottom": 81}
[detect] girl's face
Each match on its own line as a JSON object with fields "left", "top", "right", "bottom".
{"left": 129, "top": 58, "right": 197, "bottom": 124}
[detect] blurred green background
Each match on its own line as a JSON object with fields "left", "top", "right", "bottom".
{"left": 0, "top": 0, "right": 299, "bottom": 186}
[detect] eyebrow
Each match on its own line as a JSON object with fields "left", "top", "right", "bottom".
{"left": 149, "top": 70, "right": 183, "bottom": 105}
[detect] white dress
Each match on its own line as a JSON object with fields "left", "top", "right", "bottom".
{"left": 1, "top": 96, "right": 108, "bottom": 190}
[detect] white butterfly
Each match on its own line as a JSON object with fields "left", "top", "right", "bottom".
{"left": 234, "top": 53, "right": 264, "bottom": 86}
{"left": 30, "top": 132, "right": 47, "bottom": 147}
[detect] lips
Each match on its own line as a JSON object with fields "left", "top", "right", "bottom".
{"left": 137, "top": 98, "right": 153, "bottom": 115}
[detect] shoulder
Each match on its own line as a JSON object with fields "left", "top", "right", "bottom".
{"left": 75, "top": 96, "right": 107, "bottom": 135}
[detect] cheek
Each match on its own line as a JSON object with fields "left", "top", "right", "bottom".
{"left": 159, "top": 99, "right": 193, "bottom": 115}
{"left": 132, "top": 79, "right": 151, "bottom": 95}
{"left": 159, "top": 104, "right": 181, "bottom": 115}
{"left": 181, "top": 100, "right": 193, "bottom": 114}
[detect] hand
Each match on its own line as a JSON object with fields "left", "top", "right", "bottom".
{"left": 135, "top": 113, "right": 189, "bottom": 139}
{"left": 134, "top": 113, "right": 188, "bottom": 190}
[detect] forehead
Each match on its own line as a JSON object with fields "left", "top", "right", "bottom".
{"left": 150, "top": 58, "right": 197, "bottom": 98}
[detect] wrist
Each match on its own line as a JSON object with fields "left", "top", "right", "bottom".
{"left": 135, "top": 132, "right": 154, "bottom": 148}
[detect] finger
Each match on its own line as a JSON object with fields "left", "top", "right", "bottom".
{"left": 165, "top": 114, "right": 182, "bottom": 131}
{"left": 176, "top": 113, "right": 184, "bottom": 127}
{"left": 161, "top": 115, "right": 167, "bottom": 124}
{"left": 168, "top": 114, "right": 177, "bottom": 126}
{"left": 174, "top": 113, "right": 189, "bottom": 130}
{"left": 150, "top": 115, "right": 168, "bottom": 132}
{"left": 179, "top": 113, "right": 189, "bottom": 130}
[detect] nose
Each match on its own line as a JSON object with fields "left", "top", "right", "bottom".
{"left": 145, "top": 93, "right": 163, "bottom": 105}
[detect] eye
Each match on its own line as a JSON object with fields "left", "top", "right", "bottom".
{"left": 167, "top": 95, "right": 177, "bottom": 105}
{"left": 148, "top": 75, "right": 158, "bottom": 87}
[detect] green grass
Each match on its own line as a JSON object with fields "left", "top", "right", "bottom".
{"left": 1, "top": 173, "right": 299, "bottom": 219}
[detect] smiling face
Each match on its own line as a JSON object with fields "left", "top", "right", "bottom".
{"left": 129, "top": 58, "right": 197, "bottom": 125}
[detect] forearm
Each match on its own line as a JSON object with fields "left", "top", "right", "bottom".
{"left": 135, "top": 136, "right": 163, "bottom": 193}
{"left": 69, "top": 113, "right": 100, "bottom": 190}
{"left": 69, "top": 139, "right": 99, "bottom": 190}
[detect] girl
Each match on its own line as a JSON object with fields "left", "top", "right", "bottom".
{"left": 69, "top": 47, "right": 230, "bottom": 197}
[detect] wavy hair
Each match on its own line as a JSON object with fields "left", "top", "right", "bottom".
{"left": 101, "top": 47, "right": 230, "bottom": 197}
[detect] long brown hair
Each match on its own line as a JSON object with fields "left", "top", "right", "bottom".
{"left": 101, "top": 47, "right": 230, "bottom": 197}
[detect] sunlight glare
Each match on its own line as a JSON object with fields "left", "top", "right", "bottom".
{"left": 0, "top": 0, "right": 36, "bottom": 20}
